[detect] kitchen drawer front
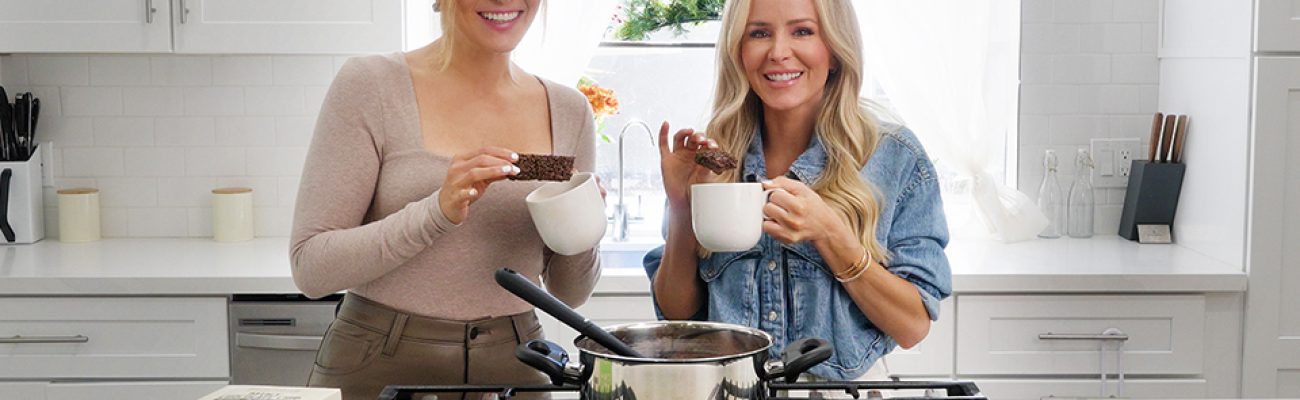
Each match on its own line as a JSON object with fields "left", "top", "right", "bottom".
{"left": 45, "top": 380, "right": 228, "bottom": 400}
{"left": 0, "top": 297, "right": 228, "bottom": 379}
{"left": 972, "top": 378, "right": 1206, "bottom": 399}
{"left": 956, "top": 295, "right": 1205, "bottom": 375}
{"left": 883, "top": 299, "right": 954, "bottom": 376}
{"left": 1257, "top": 0, "right": 1300, "bottom": 52}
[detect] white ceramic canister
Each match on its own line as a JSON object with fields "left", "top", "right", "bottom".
{"left": 58, "top": 188, "right": 101, "bottom": 242}
{"left": 212, "top": 187, "right": 254, "bottom": 242}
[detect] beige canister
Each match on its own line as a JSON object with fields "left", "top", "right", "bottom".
{"left": 212, "top": 187, "right": 254, "bottom": 242}
{"left": 58, "top": 188, "right": 101, "bottom": 242}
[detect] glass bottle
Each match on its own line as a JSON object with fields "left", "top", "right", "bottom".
{"left": 1037, "top": 150, "right": 1064, "bottom": 238}
{"left": 1067, "top": 148, "right": 1095, "bottom": 238}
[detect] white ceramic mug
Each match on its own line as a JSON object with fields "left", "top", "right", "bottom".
{"left": 526, "top": 172, "right": 607, "bottom": 255}
{"left": 691, "top": 182, "right": 776, "bottom": 252}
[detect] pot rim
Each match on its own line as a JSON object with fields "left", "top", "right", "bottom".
{"left": 574, "top": 320, "right": 774, "bottom": 364}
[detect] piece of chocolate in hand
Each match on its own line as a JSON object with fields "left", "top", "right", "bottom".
{"left": 510, "top": 154, "right": 575, "bottom": 181}
{"left": 695, "top": 150, "right": 738, "bottom": 174}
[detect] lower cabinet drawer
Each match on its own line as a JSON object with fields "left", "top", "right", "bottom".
{"left": 0, "top": 297, "right": 229, "bottom": 379}
{"left": 971, "top": 378, "right": 1207, "bottom": 399}
{"left": 956, "top": 295, "right": 1205, "bottom": 375}
{"left": 46, "top": 380, "right": 229, "bottom": 400}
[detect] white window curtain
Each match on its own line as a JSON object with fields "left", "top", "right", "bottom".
{"left": 856, "top": 0, "right": 1046, "bottom": 242}
{"left": 514, "top": 0, "right": 619, "bottom": 86}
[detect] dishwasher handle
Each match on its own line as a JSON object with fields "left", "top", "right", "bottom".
{"left": 236, "top": 332, "right": 323, "bottom": 351}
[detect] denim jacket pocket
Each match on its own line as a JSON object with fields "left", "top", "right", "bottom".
{"left": 699, "top": 249, "right": 762, "bottom": 327}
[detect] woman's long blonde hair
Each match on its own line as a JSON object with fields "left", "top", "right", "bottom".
{"left": 706, "top": 0, "right": 889, "bottom": 263}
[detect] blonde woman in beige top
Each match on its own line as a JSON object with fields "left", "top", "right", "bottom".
{"left": 290, "top": 0, "right": 601, "bottom": 398}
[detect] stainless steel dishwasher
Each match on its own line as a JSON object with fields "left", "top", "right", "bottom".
{"left": 229, "top": 294, "right": 343, "bottom": 386}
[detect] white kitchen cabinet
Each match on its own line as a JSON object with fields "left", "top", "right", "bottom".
{"left": 0, "top": 382, "right": 47, "bottom": 400}
{"left": 45, "top": 381, "right": 227, "bottom": 400}
{"left": 956, "top": 295, "right": 1205, "bottom": 376}
{"left": 173, "top": 0, "right": 404, "bottom": 54}
{"left": 1241, "top": 57, "right": 1300, "bottom": 398}
{"left": 974, "top": 378, "right": 1207, "bottom": 400}
{"left": 0, "top": 297, "right": 228, "bottom": 379}
{"left": 0, "top": 0, "right": 403, "bottom": 54}
{"left": 1257, "top": 0, "right": 1300, "bottom": 52}
{"left": 0, "top": 0, "right": 172, "bottom": 53}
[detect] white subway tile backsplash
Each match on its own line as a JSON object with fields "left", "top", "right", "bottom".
{"left": 1141, "top": 23, "right": 1158, "bottom": 53}
{"left": 101, "top": 207, "right": 129, "bottom": 237}
{"left": 184, "top": 87, "right": 245, "bottom": 116}
{"left": 1022, "top": 0, "right": 1053, "bottom": 23}
{"left": 215, "top": 117, "right": 276, "bottom": 147}
{"left": 1, "top": 56, "right": 30, "bottom": 85}
{"left": 95, "top": 178, "right": 158, "bottom": 207}
{"left": 62, "top": 87, "right": 123, "bottom": 116}
{"left": 1113, "top": 0, "right": 1157, "bottom": 23}
{"left": 158, "top": 177, "right": 218, "bottom": 207}
{"left": 304, "top": 86, "right": 329, "bottom": 116}
{"left": 1108, "top": 115, "right": 1151, "bottom": 140}
{"left": 128, "top": 208, "right": 188, "bottom": 237}
{"left": 1021, "top": 55, "right": 1052, "bottom": 84}
{"left": 214, "top": 176, "right": 278, "bottom": 207}
{"left": 24, "top": 87, "right": 62, "bottom": 117}
{"left": 156, "top": 117, "right": 216, "bottom": 146}
{"left": 245, "top": 86, "right": 305, "bottom": 116}
{"left": 275, "top": 117, "right": 315, "bottom": 146}
{"left": 1050, "top": 115, "right": 1109, "bottom": 146}
{"left": 212, "top": 56, "right": 273, "bottom": 86}
{"left": 186, "top": 147, "right": 247, "bottom": 176}
{"left": 1097, "top": 85, "right": 1140, "bottom": 114}
{"left": 1052, "top": 55, "right": 1111, "bottom": 83}
{"left": 1079, "top": 24, "right": 1106, "bottom": 53}
{"left": 1053, "top": 0, "right": 1113, "bottom": 24}
{"left": 40, "top": 117, "right": 94, "bottom": 148}
{"left": 94, "top": 117, "right": 155, "bottom": 146}
{"left": 246, "top": 147, "right": 307, "bottom": 177}
{"left": 1103, "top": 24, "right": 1142, "bottom": 53}
{"left": 278, "top": 176, "right": 301, "bottom": 207}
{"left": 254, "top": 206, "right": 294, "bottom": 237}
{"left": 124, "top": 87, "right": 185, "bottom": 116}
{"left": 90, "top": 56, "right": 151, "bottom": 86}
{"left": 1019, "top": 115, "right": 1052, "bottom": 145}
{"left": 54, "top": 178, "right": 97, "bottom": 191}
{"left": 28, "top": 56, "right": 88, "bottom": 86}
{"left": 273, "top": 56, "right": 335, "bottom": 86}
{"left": 63, "top": 148, "right": 125, "bottom": 177}
{"left": 124, "top": 148, "right": 187, "bottom": 177}
{"left": 188, "top": 207, "right": 212, "bottom": 237}
{"left": 1111, "top": 54, "right": 1159, "bottom": 83}
{"left": 151, "top": 56, "right": 212, "bottom": 86}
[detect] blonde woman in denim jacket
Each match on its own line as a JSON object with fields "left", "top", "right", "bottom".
{"left": 644, "top": 0, "right": 952, "bottom": 380}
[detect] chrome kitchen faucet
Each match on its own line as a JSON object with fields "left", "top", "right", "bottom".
{"left": 614, "top": 120, "right": 655, "bottom": 242}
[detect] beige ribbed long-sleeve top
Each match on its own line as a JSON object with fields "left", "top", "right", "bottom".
{"left": 290, "top": 52, "right": 601, "bottom": 319}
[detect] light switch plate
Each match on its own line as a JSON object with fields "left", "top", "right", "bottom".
{"left": 1090, "top": 138, "right": 1142, "bottom": 188}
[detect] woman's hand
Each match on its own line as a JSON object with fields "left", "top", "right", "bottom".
{"left": 760, "top": 177, "right": 850, "bottom": 246}
{"left": 658, "top": 121, "right": 717, "bottom": 209}
{"left": 438, "top": 146, "right": 520, "bottom": 224}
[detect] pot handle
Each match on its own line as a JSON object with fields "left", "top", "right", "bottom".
{"left": 515, "top": 339, "right": 577, "bottom": 386}
{"left": 767, "top": 338, "right": 834, "bottom": 383}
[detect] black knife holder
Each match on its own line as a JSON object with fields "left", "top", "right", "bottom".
{"left": 1118, "top": 160, "right": 1185, "bottom": 241}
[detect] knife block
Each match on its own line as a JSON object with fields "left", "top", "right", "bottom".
{"left": 1118, "top": 160, "right": 1185, "bottom": 241}
{"left": 0, "top": 146, "right": 45, "bottom": 244}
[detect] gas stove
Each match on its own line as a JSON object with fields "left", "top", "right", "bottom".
{"left": 378, "top": 380, "right": 986, "bottom": 399}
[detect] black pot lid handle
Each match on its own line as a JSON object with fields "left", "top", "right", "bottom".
{"left": 765, "top": 338, "right": 834, "bottom": 383}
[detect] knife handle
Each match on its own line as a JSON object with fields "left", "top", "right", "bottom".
{"left": 1171, "top": 115, "right": 1189, "bottom": 164}
{"left": 1148, "top": 112, "right": 1163, "bottom": 161}
{"left": 1158, "top": 114, "right": 1177, "bottom": 163}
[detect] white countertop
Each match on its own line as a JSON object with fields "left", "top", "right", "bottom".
{"left": 0, "top": 236, "right": 1245, "bottom": 296}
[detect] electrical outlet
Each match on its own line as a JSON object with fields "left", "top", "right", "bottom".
{"left": 1090, "top": 138, "right": 1142, "bottom": 188}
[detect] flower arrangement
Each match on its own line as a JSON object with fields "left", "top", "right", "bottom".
{"left": 578, "top": 76, "right": 621, "bottom": 142}
{"left": 615, "top": 0, "right": 724, "bottom": 41}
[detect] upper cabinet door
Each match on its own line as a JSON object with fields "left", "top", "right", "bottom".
{"left": 1257, "top": 0, "right": 1300, "bottom": 52}
{"left": 0, "top": 0, "right": 172, "bottom": 53}
{"left": 173, "top": 0, "right": 403, "bottom": 54}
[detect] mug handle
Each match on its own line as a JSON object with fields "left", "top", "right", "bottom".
{"left": 760, "top": 188, "right": 786, "bottom": 221}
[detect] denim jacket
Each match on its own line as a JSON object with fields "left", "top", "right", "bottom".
{"left": 643, "top": 123, "right": 952, "bottom": 380}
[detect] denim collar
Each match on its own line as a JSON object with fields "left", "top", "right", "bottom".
{"left": 741, "top": 126, "right": 830, "bottom": 184}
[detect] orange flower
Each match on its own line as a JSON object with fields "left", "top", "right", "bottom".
{"left": 579, "top": 83, "right": 620, "bottom": 119}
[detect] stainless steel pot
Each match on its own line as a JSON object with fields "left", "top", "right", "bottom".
{"left": 515, "top": 321, "right": 832, "bottom": 400}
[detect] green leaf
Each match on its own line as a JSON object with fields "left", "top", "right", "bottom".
{"left": 615, "top": 0, "right": 723, "bottom": 41}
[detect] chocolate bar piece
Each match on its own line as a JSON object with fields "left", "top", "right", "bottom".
{"left": 695, "top": 150, "right": 738, "bottom": 174}
{"left": 509, "top": 154, "right": 575, "bottom": 181}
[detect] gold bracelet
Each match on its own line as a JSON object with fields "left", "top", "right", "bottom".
{"left": 834, "top": 247, "right": 871, "bottom": 283}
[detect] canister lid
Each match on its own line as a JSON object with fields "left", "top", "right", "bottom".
{"left": 57, "top": 188, "right": 99, "bottom": 195}
{"left": 212, "top": 187, "right": 253, "bottom": 195}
